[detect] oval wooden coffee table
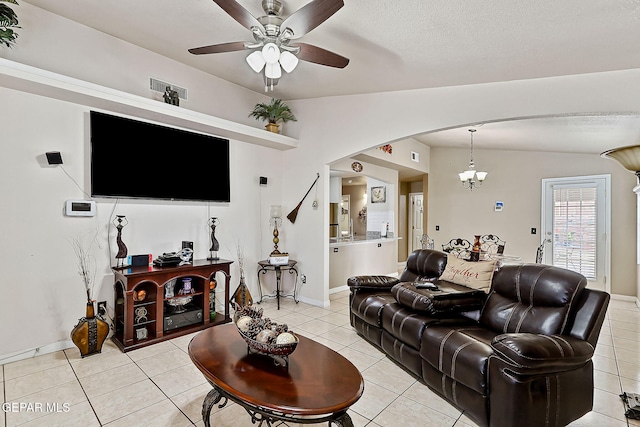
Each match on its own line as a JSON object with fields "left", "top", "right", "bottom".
{"left": 189, "top": 323, "right": 364, "bottom": 426}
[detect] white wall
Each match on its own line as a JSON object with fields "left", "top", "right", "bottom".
{"left": 358, "top": 137, "right": 431, "bottom": 174}
{"left": 0, "top": 88, "right": 284, "bottom": 360}
{"left": 427, "top": 147, "right": 637, "bottom": 296}
{"left": 3, "top": 2, "right": 640, "bottom": 359}
{"left": 1, "top": 2, "right": 270, "bottom": 126}
{"left": 0, "top": 3, "right": 287, "bottom": 360}
{"left": 284, "top": 70, "right": 640, "bottom": 306}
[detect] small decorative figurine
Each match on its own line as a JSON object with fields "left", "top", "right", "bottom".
{"left": 207, "top": 217, "right": 220, "bottom": 260}
{"left": 113, "top": 215, "right": 128, "bottom": 268}
{"left": 163, "top": 86, "right": 179, "bottom": 106}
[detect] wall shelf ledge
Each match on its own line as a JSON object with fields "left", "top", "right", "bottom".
{"left": 0, "top": 58, "right": 298, "bottom": 151}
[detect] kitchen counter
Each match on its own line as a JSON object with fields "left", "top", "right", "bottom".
{"left": 329, "top": 237, "right": 400, "bottom": 290}
{"left": 329, "top": 236, "right": 400, "bottom": 247}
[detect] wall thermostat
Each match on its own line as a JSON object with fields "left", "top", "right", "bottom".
{"left": 64, "top": 200, "right": 96, "bottom": 217}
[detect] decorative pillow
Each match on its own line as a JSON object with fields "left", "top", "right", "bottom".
{"left": 440, "top": 254, "right": 497, "bottom": 291}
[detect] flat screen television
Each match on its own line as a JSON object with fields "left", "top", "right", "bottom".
{"left": 90, "top": 111, "right": 230, "bottom": 202}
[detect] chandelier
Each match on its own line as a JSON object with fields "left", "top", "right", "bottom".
{"left": 458, "top": 129, "right": 488, "bottom": 190}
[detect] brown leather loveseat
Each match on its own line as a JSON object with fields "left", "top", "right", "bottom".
{"left": 347, "top": 249, "right": 610, "bottom": 427}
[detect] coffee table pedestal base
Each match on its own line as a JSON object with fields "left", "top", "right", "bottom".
{"left": 202, "top": 383, "right": 354, "bottom": 427}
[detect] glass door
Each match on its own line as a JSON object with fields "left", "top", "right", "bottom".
{"left": 541, "top": 175, "right": 610, "bottom": 291}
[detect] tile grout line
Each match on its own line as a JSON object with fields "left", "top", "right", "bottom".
{"left": 120, "top": 342, "right": 197, "bottom": 426}
{"left": 64, "top": 347, "right": 104, "bottom": 427}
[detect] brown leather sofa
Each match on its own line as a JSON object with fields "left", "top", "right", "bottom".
{"left": 347, "top": 249, "right": 610, "bottom": 427}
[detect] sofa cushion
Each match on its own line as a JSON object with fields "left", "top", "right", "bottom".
{"left": 479, "top": 264, "right": 587, "bottom": 335}
{"left": 380, "top": 302, "right": 443, "bottom": 349}
{"left": 347, "top": 275, "right": 399, "bottom": 291}
{"left": 399, "top": 249, "right": 448, "bottom": 282}
{"left": 439, "top": 254, "right": 497, "bottom": 291}
{"left": 350, "top": 290, "right": 396, "bottom": 326}
{"left": 420, "top": 325, "right": 497, "bottom": 394}
{"left": 391, "top": 282, "right": 486, "bottom": 317}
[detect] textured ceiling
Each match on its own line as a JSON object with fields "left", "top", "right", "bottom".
{"left": 20, "top": 0, "right": 640, "bottom": 154}
{"left": 23, "top": 0, "right": 640, "bottom": 100}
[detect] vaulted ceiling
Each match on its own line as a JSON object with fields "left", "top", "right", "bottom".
{"left": 22, "top": 0, "right": 640, "bottom": 153}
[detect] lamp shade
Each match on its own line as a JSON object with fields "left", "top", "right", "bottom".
{"left": 265, "top": 62, "right": 282, "bottom": 79}
{"left": 279, "top": 50, "right": 299, "bottom": 73}
{"left": 601, "top": 145, "right": 640, "bottom": 172}
{"left": 476, "top": 171, "right": 488, "bottom": 181}
{"left": 262, "top": 43, "right": 280, "bottom": 64}
{"left": 246, "top": 51, "right": 266, "bottom": 73}
{"left": 270, "top": 205, "right": 282, "bottom": 218}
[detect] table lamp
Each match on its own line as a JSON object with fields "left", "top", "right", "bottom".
{"left": 269, "top": 205, "right": 283, "bottom": 256}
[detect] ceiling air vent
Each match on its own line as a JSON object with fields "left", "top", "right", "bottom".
{"left": 149, "top": 78, "right": 188, "bottom": 101}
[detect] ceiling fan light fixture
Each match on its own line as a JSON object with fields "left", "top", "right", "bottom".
{"left": 279, "top": 50, "right": 299, "bottom": 73}
{"left": 262, "top": 42, "right": 281, "bottom": 64}
{"left": 265, "top": 62, "right": 282, "bottom": 79}
{"left": 246, "top": 51, "right": 266, "bottom": 73}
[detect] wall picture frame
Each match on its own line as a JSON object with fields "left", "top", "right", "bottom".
{"left": 371, "top": 186, "right": 386, "bottom": 203}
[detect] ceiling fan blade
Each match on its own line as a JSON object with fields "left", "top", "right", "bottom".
{"left": 212, "top": 0, "right": 265, "bottom": 32}
{"left": 280, "top": 0, "right": 344, "bottom": 39}
{"left": 189, "top": 41, "right": 247, "bottom": 55}
{"left": 294, "top": 43, "right": 349, "bottom": 68}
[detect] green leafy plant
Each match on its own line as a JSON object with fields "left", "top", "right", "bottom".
{"left": 0, "top": 0, "right": 19, "bottom": 48}
{"left": 249, "top": 98, "right": 297, "bottom": 125}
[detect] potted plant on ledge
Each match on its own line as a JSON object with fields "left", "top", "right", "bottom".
{"left": 0, "top": 0, "right": 20, "bottom": 48}
{"left": 249, "top": 98, "right": 297, "bottom": 134}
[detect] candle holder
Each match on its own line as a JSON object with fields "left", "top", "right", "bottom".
{"left": 207, "top": 217, "right": 220, "bottom": 261}
{"left": 113, "top": 215, "right": 129, "bottom": 268}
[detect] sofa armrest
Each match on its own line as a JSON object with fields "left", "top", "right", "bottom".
{"left": 491, "top": 333, "right": 594, "bottom": 374}
{"left": 347, "top": 275, "right": 400, "bottom": 291}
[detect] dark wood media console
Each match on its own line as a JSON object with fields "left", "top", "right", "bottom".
{"left": 112, "top": 259, "right": 233, "bottom": 352}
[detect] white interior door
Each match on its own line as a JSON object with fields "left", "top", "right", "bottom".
{"left": 541, "top": 175, "right": 610, "bottom": 291}
{"left": 409, "top": 193, "right": 424, "bottom": 252}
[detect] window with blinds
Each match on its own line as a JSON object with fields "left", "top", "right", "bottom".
{"left": 552, "top": 186, "right": 597, "bottom": 279}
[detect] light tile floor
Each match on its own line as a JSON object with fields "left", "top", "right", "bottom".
{"left": 1, "top": 292, "right": 639, "bottom": 426}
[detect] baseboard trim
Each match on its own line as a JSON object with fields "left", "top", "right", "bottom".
{"left": 329, "top": 285, "right": 349, "bottom": 294}
{"left": 296, "top": 294, "right": 329, "bottom": 308}
{"left": 0, "top": 340, "right": 74, "bottom": 365}
{"left": 610, "top": 293, "right": 640, "bottom": 308}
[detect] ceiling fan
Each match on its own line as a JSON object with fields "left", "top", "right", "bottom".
{"left": 189, "top": 0, "right": 349, "bottom": 91}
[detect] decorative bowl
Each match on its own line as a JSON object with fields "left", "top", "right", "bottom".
{"left": 166, "top": 295, "right": 193, "bottom": 306}
{"left": 233, "top": 304, "right": 298, "bottom": 357}
{"left": 166, "top": 295, "right": 193, "bottom": 313}
{"left": 236, "top": 327, "right": 299, "bottom": 356}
